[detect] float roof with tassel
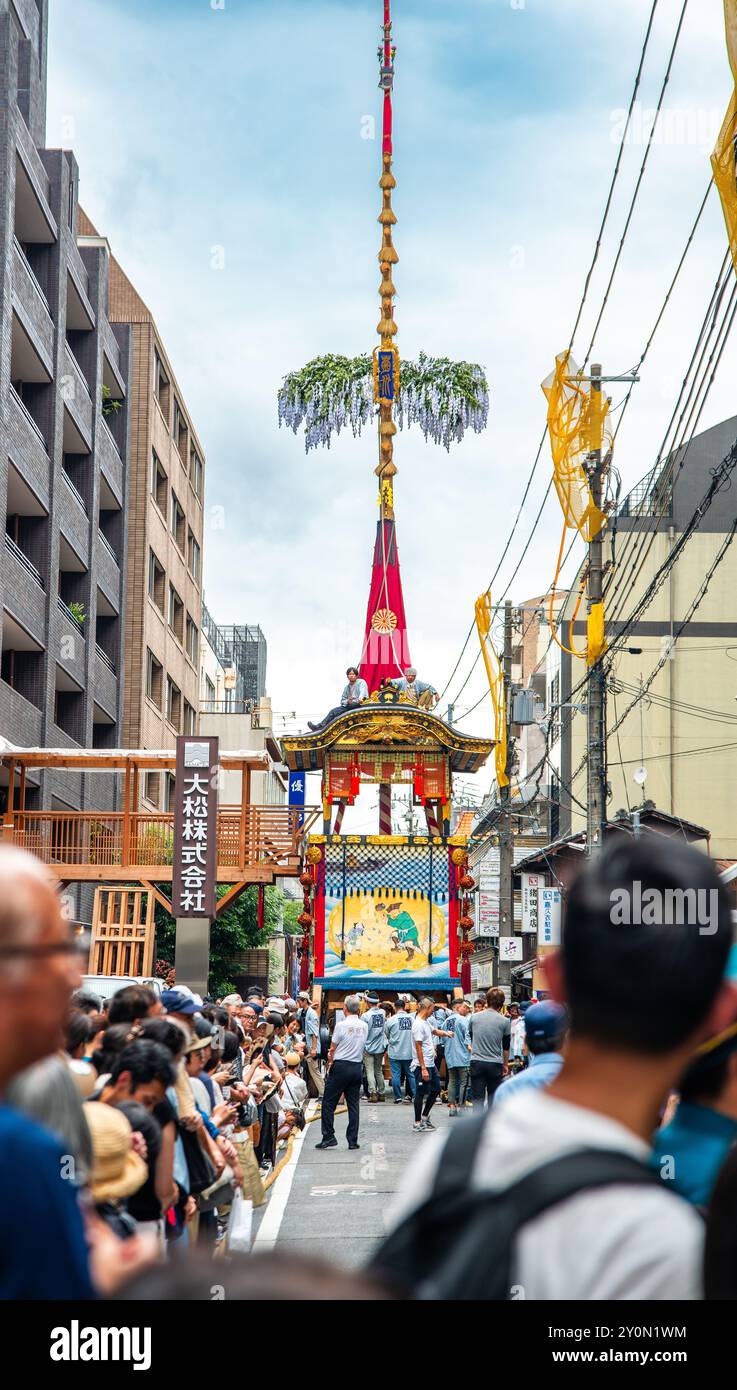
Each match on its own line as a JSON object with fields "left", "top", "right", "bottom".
{"left": 280, "top": 0, "right": 492, "bottom": 776}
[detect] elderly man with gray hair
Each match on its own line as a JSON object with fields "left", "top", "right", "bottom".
{"left": 315, "top": 994, "right": 368, "bottom": 1151}
{"left": 391, "top": 667, "right": 439, "bottom": 709}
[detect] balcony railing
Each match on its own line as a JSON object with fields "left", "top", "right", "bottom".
{"left": 13, "top": 235, "right": 50, "bottom": 313}
{"left": 62, "top": 468, "right": 87, "bottom": 514}
{"left": 64, "top": 342, "right": 92, "bottom": 403}
{"left": 95, "top": 643, "right": 116, "bottom": 675}
{"left": 200, "top": 699, "right": 258, "bottom": 716}
{"left": 4, "top": 532, "right": 45, "bottom": 589}
{"left": 98, "top": 530, "right": 119, "bottom": 565}
{"left": 57, "top": 595, "right": 85, "bottom": 633}
{"left": 8, "top": 805, "right": 320, "bottom": 874}
{"left": 10, "top": 384, "right": 47, "bottom": 450}
{"left": 101, "top": 416, "right": 121, "bottom": 457}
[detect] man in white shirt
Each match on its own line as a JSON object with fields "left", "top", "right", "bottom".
{"left": 411, "top": 997, "right": 451, "bottom": 1133}
{"left": 316, "top": 995, "right": 369, "bottom": 1151}
{"left": 378, "top": 836, "right": 737, "bottom": 1299}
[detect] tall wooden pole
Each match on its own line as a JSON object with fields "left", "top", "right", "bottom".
{"left": 376, "top": 0, "right": 398, "bottom": 515}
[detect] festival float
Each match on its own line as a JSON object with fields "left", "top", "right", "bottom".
{"left": 279, "top": 0, "right": 494, "bottom": 1009}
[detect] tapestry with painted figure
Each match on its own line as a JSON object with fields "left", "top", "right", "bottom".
{"left": 314, "top": 841, "right": 458, "bottom": 987}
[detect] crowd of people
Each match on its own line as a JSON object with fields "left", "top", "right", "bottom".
{"left": 313, "top": 986, "right": 566, "bottom": 1151}
{"left": 0, "top": 844, "right": 329, "bottom": 1298}
{"left": 4, "top": 832, "right": 737, "bottom": 1301}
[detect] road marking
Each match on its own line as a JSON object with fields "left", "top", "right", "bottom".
{"left": 310, "top": 1184, "right": 377, "bottom": 1196}
{"left": 252, "top": 1114, "right": 311, "bottom": 1251}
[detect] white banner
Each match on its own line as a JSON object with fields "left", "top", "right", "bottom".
{"left": 521, "top": 872, "right": 543, "bottom": 933}
{"left": 539, "top": 888, "right": 562, "bottom": 947}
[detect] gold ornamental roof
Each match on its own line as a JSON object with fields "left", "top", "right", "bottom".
{"left": 281, "top": 700, "right": 493, "bottom": 775}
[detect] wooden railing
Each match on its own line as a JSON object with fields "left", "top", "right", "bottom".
{"left": 7, "top": 805, "right": 320, "bottom": 875}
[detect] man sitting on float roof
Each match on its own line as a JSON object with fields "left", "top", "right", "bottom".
{"left": 308, "top": 666, "right": 369, "bottom": 731}
{"left": 391, "top": 666, "right": 439, "bottom": 709}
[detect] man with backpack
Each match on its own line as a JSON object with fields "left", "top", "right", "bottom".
{"left": 371, "top": 837, "right": 737, "bottom": 1299}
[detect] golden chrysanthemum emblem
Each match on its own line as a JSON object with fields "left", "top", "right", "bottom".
{"left": 370, "top": 607, "right": 397, "bottom": 633}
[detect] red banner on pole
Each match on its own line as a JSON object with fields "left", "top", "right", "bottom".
{"left": 359, "top": 518, "right": 411, "bottom": 693}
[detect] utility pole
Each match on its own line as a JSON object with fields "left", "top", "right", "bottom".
{"left": 498, "top": 599, "right": 515, "bottom": 996}
{"left": 586, "top": 363, "right": 608, "bottom": 856}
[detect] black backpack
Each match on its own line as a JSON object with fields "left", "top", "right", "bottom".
{"left": 370, "top": 1111, "right": 660, "bottom": 1300}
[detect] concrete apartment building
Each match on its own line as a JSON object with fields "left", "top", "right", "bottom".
{"left": 198, "top": 603, "right": 286, "bottom": 806}
{"left": 0, "top": 0, "right": 131, "bottom": 819}
{"left": 77, "top": 211, "right": 206, "bottom": 814}
{"left": 551, "top": 414, "right": 737, "bottom": 859}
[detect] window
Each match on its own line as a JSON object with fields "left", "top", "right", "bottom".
{"left": 146, "top": 649, "right": 163, "bottom": 708}
{"left": 186, "top": 613, "right": 198, "bottom": 664}
{"left": 190, "top": 447, "right": 203, "bottom": 499}
{"left": 183, "top": 700, "right": 196, "bottom": 735}
{"left": 168, "top": 584, "right": 184, "bottom": 641}
{"left": 170, "top": 491, "right": 185, "bottom": 551}
{"left": 151, "top": 451, "right": 167, "bottom": 514}
{"left": 165, "top": 676, "right": 181, "bottom": 730}
{"left": 172, "top": 396, "right": 188, "bottom": 460}
{"left": 163, "top": 772, "right": 176, "bottom": 812}
{"left": 148, "top": 549, "right": 165, "bottom": 613}
{"left": 187, "top": 530, "right": 201, "bottom": 583}
{"left": 205, "top": 676, "right": 216, "bottom": 705}
{"left": 153, "top": 349, "right": 169, "bottom": 421}
{"left": 145, "top": 771, "right": 160, "bottom": 808}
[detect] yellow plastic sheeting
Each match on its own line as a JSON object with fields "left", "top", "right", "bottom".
{"left": 474, "top": 592, "right": 509, "bottom": 789}
{"left": 713, "top": 4, "right": 737, "bottom": 275}
{"left": 541, "top": 351, "right": 608, "bottom": 543}
{"left": 587, "top": 600, "right": 607, "bottom": 667}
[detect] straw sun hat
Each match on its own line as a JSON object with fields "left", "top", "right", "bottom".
{"left": 84, "top": 1102, "right": 148, "bottom": 1203}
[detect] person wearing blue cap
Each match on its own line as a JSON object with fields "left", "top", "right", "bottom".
{"left": 492, "top": 1001, "right": 567, "bottom": 1107}
{"left": 160, "top": 989, "right": 200, "bottom": 1032}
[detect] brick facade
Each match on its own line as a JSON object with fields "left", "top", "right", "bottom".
{"left": 77, "top": 211, "right": 206, "bottom": 808}
{"left": 0, "top": 0, "right": 132, "bottom": 849}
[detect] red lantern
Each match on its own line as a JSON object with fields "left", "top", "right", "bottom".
{"left": 297, "top": 911, "right": 313, "bottom": 929}
{"left": 299, "top": 870, "right": 313, "bottom": 890}
{"left": 459, "top": 873, "right": 475, "bottom": 891}
{"left": 459, "top": 914, "right": 474, "bottom": 931}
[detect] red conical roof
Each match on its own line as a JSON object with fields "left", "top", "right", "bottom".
{"left": 358, "top": 518, "right": 411, "bottom": 694}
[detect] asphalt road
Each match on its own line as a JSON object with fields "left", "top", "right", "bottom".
{"left": 252, "top": 1093, "right": 455, "bottom": 1268}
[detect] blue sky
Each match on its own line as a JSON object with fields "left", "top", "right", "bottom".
{"left": 46, "top": 0, "right": 735, "bottom": 776}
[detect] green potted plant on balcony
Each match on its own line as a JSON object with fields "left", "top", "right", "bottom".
{"left": 101, "top": 384, "right": 122, "bottom": 418}
{"left": 68, "top": 602, "right": 86, "bottom": 627}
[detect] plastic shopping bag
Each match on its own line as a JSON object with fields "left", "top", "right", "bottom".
{"left": 226, "top": 1190, "right": 253, "bottom": 1254}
